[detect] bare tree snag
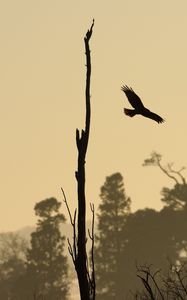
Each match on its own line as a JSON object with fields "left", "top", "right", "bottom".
{"left": 143, "top": 152, "right": 186, "bottom": 185}
{"left": 75, "top": 19, "right": 94, "bottom": 300}
{"left": 62, "top": 20, "right": 95, "bottom": 300}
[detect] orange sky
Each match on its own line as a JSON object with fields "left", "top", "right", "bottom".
{"left": 0, "top": 0, "right": 187, "bottom": 231}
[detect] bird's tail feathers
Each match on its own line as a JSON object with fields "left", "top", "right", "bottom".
{"left": 124, "top": 108, "right": 136, "bottom": 117}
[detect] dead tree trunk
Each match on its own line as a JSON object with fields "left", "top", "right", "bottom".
{"left": 62, "top": 19, "right": 95, "bottom": 300}
{"left": 74, "top": 19, "right": 94, "bottom": 300}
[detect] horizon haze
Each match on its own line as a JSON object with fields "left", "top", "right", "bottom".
{"left": 0, "top": 0, "right": 187, "bottom": 231}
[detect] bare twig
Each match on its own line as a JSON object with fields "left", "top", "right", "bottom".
{"left": 67, "top": 238, "right": 75, "bottom": 264}
{"left": 137, "top": 265, "right": 164, "bottom": 300}
{"left": 176, "top": 269, "right": 187, "bottom": 296}
{"left": 88, "top": 203, "right": 96, "bottom": 299}
{"left": 167, "top": 164, "right": 186, "bottom": 185}
{"left": 61, "top": 187, "right": 75, "bottom": 226}
{"left": 61, "top": 187, "right": 78, "bottom": 265}
{"left": 143, "top": 152, "right": 187, "bottom": 185}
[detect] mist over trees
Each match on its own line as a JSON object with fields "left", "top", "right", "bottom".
{"left": 0, "top": 154, "right": 187, "bottom": 298}
{"left": 0, "top": 233, "right": 28, "bottom": 299}
{"left": 0, "top": 198, "right": 69, "bottom": 300}
{"left": 94, "top": 154, "right": 187, "bottom": 299}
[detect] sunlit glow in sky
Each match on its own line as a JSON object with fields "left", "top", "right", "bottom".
{"left": 0, "top": 0, "right": 187, "bottom": 231}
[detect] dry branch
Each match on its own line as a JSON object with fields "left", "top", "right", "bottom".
{"left": 143, "top": 152, "right": 186, "bottom": 185}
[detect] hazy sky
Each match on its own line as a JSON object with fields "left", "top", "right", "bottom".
{"left": 0, "top": 0, "right": 187, "bottom": 231}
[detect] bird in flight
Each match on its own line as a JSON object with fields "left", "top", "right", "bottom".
{"left": 121, "top": 85, "right": 164, "bottom": 124}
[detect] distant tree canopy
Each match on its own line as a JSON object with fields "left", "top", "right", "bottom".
{"left": 95, "top": 162, "right": 187, "bottom": 299}
{"left": 0, "top": 233, "right": 28, "bottom": 300}
{"left": 143, "top": 152, "right": 187, "bottom": 256}
{"left": 25, "top": 197, "right": 69, "bottom": 300}
{"left": 122, "top": 207, "right": 187, "bottom": 296}
{"left": 143, "top": 151, "right": 187, "bottom": 210}
{"left": 0, "top": 232, "right": 28, "bottom": 262}
{"left": 1, "top": 154, "right": 187, "bottom": 299}
{"left": 0, "top": 198, "right": 70, "bottom": 300}
{"left": 95, "top": 172, "right": 131, "bottom": 300}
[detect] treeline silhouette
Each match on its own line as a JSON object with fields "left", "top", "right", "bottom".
{"left": 0, "top": 198, "right": 69, "bottom": 300}
{"left": 0, "top": 153, "right": 187, "bottom": 299}
{"left": 95, "top": 153, "right": 187, "bottom": 299}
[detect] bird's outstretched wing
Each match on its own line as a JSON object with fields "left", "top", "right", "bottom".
{"left": 121, "top": 85, "right": 145, "bottom": 109}
{"left": 146, "top": 110, "right": 165, "bottom": 123}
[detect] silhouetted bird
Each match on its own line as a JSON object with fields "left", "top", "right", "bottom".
{"left": 121, "top": 85, "right": 164, "bottom": 124}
